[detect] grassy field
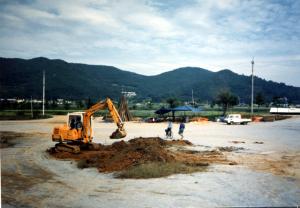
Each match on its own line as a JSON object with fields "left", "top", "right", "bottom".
{"left": 0, "top": 107, "right": 270, "bottom": 120}
{"left": 0, "top": 110, "right": 52, "bottom": 120}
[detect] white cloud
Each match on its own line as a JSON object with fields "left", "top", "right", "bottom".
{"left": 0, "top": 0, "right": 299, "bottom": 86}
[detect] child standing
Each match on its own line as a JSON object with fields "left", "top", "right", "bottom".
{"left": 178, "top": 122, "right": 185, "bottom": 139}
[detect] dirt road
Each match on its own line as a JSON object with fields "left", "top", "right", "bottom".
{"left": 1, "top": 116, "right": 300, "bottom": 207}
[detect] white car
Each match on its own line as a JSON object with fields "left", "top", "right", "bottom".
{"left": 224, "top": 114, "right": 251, "bottom": 125}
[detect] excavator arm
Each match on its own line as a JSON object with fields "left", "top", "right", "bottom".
{"left": 82, "top": 98, "right": 126, "bottom": 143}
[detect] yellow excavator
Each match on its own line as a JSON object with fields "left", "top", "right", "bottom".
{"left": 52, "top": 98, "right": 126, "bottom": 153}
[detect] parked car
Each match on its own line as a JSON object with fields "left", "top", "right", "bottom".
{"left": 215, "top": 116, "right": 226, "bottom": 122}
{"left": 224, "top": 114, "right": 251, "bottom": 125}
{"left": 145, "top": 117, "right": 156, "bottom": 123}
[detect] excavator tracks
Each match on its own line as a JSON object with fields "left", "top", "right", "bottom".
{"left": 54, "top": 142, "right": 101, "bottom": 153}
{"left": 55, "top": 143, "right": 80, "bottom": 154}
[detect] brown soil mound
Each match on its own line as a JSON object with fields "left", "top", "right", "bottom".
{"left": 234, "top": 152, "right": 300, "bottom": 178}
{"left": 48, "top": 137, "right": 232, "bottom": 174}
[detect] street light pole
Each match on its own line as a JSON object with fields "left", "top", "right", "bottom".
{"left": 31, "top": 96, "right": 33, "bottom": 118}
{"left": 42, "top": 70, "right": 45, "bottom": 116}
{"left": 192, "top": 89, "right": 194, "bottom": 106}
{"left": 251, "top": 58, "right": 254, "bottom": 117}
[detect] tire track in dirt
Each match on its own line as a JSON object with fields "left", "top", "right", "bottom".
{"left": 1, "top": 131, "right": 70, "bottom": 207}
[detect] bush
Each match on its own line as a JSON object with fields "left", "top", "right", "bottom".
{"left": 33, "top": 110, "right": 41, "bottom": 118}
{"left": 77, "top": 159, "right": 90, "bottom": 169}
{"left": 16, "top": 110, "right": 25, "bottom": 116}
{"left": 116, "top": 162, "right": 207, "bottom": 179}
{"left": 52, "top": 111, "right": 68, "bottom": 115}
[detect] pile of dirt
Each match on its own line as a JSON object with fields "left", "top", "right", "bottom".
{"left": 262, "top": 115, "right": 291, "bottom": 122}
{"left": 48, "top": 137, "right": 234, "bottom": 177}
{"left": 165, "top": 139, "right": 193, "bottom": 146}
{"left": 190, "top": 117, "right": 209, "bottom": 123}
{"left": 234, "top": 152, "right": 300, "bottom": 178}
{"left": 175, "top": 148, "right": 229, "bottom": 166}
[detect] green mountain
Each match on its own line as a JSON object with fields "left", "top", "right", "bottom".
{"left": 1, "top": 57, "right": 300, "bottom": 103}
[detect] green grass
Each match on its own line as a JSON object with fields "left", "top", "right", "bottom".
{"left": 130, "top": 110, "right": 156, "bottom": 118}
{"left": 0, "top": 111, "right": 52, "bottom": 120}
{"left": 115, "top": 162, "right": 208, "bottom": 179}
{"left": 0, "top": 106, "right": 271, "bottom": 120}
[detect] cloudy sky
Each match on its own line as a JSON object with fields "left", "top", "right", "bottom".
{"left": 1, "top": 0, "right": 300, "bottom": 86}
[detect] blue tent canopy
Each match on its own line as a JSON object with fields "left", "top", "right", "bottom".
{"left": 172, "top": 105, "right": 202, "bottom": 112}
{"left": 155, "top": 105, "right": 202, "bottom": 115}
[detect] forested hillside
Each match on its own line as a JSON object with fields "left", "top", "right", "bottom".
{"left": 1, "top": 57, "right": 299, "bottom": 103}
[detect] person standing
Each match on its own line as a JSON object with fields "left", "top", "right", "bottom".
{"left": 178, "top": 122, "right": 185, "bottom": 139}
{"left": 165, "top": 120, "right": 173, "bottom": 138}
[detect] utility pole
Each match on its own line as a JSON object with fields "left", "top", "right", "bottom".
{"left": 42, "top": 70, "right": 45, "bottom": 116}
{"left": 192, "top": 89, "right": 194, "bottom": 106}
{"left": 31, "top": 96, "right": 33, "bottom": 118}
{"left": 251, "top": 58, "right": 254, "bottom": 117}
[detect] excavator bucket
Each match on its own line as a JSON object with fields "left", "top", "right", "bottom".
{"left": 110, "top": 128, "right": 127, "bottom": 139}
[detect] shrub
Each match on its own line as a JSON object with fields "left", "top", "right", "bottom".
{"left": 116, "top": 162, "right": 207, "bottom": 179}
{"left": 77, "top": 159, "right": 90, "bottom": 169}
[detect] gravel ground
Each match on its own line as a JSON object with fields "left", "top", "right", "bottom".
{"left": 1, "top": 115, "right": 299, "bottom": 207}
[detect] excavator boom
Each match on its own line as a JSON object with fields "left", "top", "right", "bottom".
{"left": 83, "top": 98, "right": 126, "bottom": 143}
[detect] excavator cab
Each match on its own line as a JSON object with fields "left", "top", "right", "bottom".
{"left": 67, "top": 112, "right": 92, "bottom": 132}
{"left": 68, "top": 114, "right": 82, "bottom": 129}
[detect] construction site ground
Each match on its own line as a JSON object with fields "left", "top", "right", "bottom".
{"left": 1, "top": 116, "right": 300, "bottom": 207}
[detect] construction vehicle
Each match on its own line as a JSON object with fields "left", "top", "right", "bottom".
{"left": 52, "top": 98, "right": 126, "bottom": 153}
